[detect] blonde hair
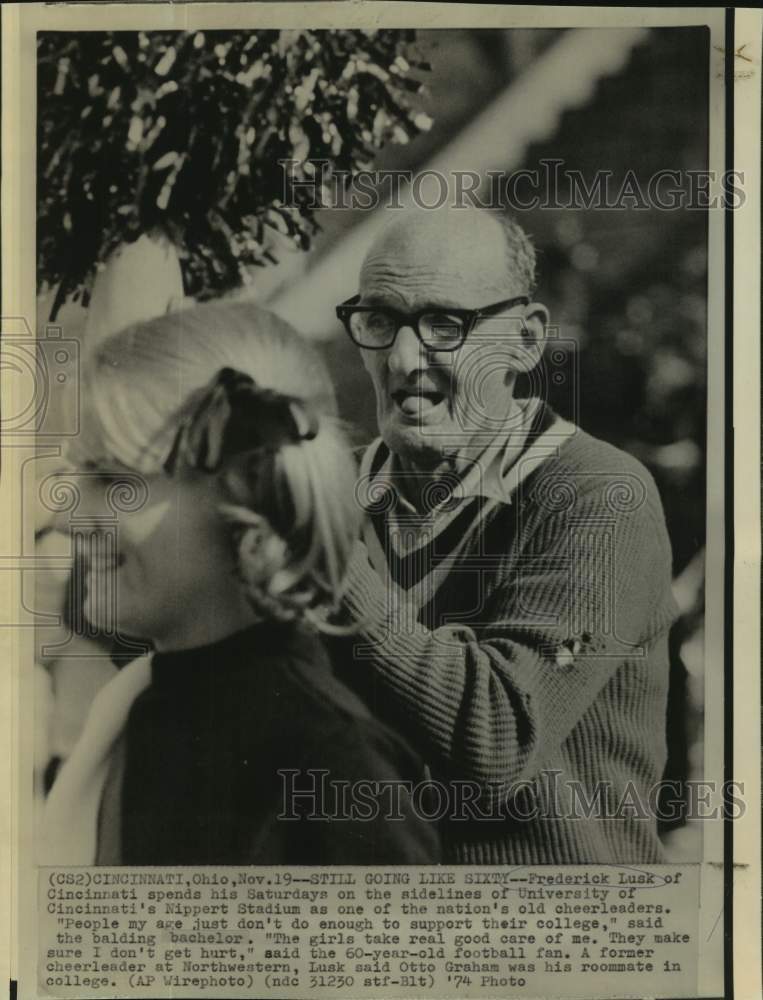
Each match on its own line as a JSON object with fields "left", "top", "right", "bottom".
{"left": 79, "top": 300, "right": 360, "bottom": 632}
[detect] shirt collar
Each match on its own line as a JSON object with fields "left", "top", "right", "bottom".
{"left": 358, "top": 397, "right": 568, "bottom": 516}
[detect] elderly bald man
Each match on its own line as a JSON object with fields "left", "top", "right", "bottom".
{"left": 332, "top": 206, "right": 679, "bottom": 865}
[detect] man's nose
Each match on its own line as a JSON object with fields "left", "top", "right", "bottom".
{"left": 387, "top": 324, "right": 427, "bottom": 377}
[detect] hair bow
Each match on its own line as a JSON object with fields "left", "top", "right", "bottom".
{"left": 164, "top": 366, "right": 319, "bottom": 475}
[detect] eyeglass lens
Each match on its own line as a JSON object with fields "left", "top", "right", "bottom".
{"left": 350, "top": 309, "right": 466, "bottom": 348}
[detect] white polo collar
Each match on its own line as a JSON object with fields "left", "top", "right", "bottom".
{"left": 358, "top": 398, "right": 577, "bottom": 516}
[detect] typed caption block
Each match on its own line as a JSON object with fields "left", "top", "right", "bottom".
{"left": 39, "top": 865, "right": 701, "bottom": 998}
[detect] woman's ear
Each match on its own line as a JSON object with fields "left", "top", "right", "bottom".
{"left": 224, "top": 508, "right": 287, "bottom": 588}
{"left": 510, "top": 301, "right": 550, "bottom": 374}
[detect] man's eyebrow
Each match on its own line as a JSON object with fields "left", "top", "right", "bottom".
{"left": 360, "top": 295, "right": 465, "bottom": 313}
{"left": 358, "top": 293, "right": 398, "bottom": 308}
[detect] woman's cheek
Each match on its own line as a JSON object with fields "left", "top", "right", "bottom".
{"left": 126, "top": 498, "right": 173, "bottom": 543}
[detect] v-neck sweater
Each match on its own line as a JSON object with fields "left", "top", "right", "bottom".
{"left": 334, "top": 407, "right": 680, "bottom": 864}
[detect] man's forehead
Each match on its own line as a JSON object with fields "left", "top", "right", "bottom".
{"left": 359, "top": 208, "right": 509, "bottom": 306}
{"left": 367, "top": 206, "right": 505, "bottom": 263}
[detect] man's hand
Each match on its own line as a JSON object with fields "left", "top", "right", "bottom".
{"left": 340, "top": 538, "right": 419, "bottom": 637}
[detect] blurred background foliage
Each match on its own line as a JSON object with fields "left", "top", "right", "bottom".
{"left": 37, "top": 29, "right": 429, "bottom": 316}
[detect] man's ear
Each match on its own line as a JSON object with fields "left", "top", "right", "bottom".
{"left": 510, "top": 301, "right": 549, "bottom": 374}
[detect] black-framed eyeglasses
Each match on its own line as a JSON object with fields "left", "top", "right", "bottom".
{"left": 336, "top": 295, "right": 530, "bottom": 351}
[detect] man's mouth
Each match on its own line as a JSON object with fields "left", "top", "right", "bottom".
{"left": 391, "top": 389, "right": 446, "bottom": 416}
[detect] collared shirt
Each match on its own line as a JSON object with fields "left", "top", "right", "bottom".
{"left": 357, "top": 398, "right": 576, "bottom": 614}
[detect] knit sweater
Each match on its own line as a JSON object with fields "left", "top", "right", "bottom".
{"left": 335, "top": 404, "right": 679, "bottom": 864}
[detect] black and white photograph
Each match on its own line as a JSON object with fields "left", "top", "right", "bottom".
{"left": 33, "top": 20, "right": 715, "bottom": 868}
{"left": 2, "top": 4, "right": 759, "bottom": 999}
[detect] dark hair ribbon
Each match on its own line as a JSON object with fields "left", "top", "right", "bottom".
{"left": 164, "top": 366, "right": 319, "bottom": 475}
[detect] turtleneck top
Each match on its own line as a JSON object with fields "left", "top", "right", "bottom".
{"left": 96, "top": 620, "right": 440, "bottom": 865}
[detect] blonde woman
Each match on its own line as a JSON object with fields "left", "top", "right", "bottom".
{"left": 42, "top": 300, "right": 439, "bottom": 866}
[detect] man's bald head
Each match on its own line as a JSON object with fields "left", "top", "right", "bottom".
{"left": 359, "top": 205, "right": 537, "bottom": 310}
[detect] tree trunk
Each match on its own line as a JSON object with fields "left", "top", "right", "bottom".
{"left": 83, "top": 233, "right": 185, "bottom": 353}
